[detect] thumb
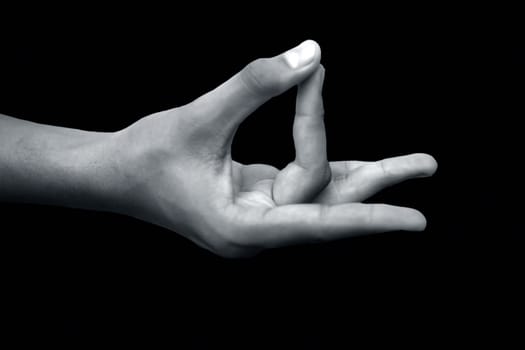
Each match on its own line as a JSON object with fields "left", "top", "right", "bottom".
{"left": 239, "top": 39, "right": 322, "bottom": 98}
{"left": 187, "top": 40, "right": 322, "bottom": 134}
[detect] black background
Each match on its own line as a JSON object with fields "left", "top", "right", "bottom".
{"left": 1, "top": 7, "right": 523, "bottom": 347}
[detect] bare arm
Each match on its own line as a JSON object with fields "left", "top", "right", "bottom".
{"left": 0, "top": 114, "right": 122, "bottom": 212}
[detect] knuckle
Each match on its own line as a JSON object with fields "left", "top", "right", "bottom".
{"left": 241, "top": 58, "right": 281, "bottom": 96}
{"left": 363, "top": 204, "right": 386, "bottom": 226}
{"left": 366, "top": 205, "right": 377, "bottom": 225}
{"left": 377, "top": 160, "right": 392, "bottom": 177}
{"left": 311, "top": 207, "right": 330, "bottom": 242}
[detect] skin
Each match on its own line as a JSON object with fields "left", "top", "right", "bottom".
{"left": 0, "top": 40, "right": 437, "bottom": 258}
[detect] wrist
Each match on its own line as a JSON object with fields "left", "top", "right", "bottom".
{"left": 32, "top": 128, "right": 126, "bottom": 213}
{"left": 73, "top": 130, "right": 129, "bottom": 213}
{"left": 103, "top": 116, "right": 171, "bottom": 218}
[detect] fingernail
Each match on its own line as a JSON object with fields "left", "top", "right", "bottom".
{"left": 284, "top": 40, "right": 317, "bottom": 69}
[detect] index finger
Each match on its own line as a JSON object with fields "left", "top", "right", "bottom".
{"left": 293, "top": 65, "right": 327, "bottom": 168}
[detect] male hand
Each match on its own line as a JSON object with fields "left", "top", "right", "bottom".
{"left": 115, "top": 40, "right": 437, "bottom": 257}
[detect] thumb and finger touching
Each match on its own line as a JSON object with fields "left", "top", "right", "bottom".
{"left": 186, "top": 39, "right": 331, "bottom": 206}
{"left": 187, "top": 40, "right": 322, "bottom": 144}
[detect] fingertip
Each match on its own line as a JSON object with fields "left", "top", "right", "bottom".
{"left": 283, "top": 39, "right": 321, "bottom": 70}
{"left": 302, "top": 39, "right": 322, "bottom": 64}
{"left": 412, "top": 153, "right": 438, "bottom": 176}
{"left": 427, "top": 155, "right": 438, "bottom": 175}
{"left": 408, "top": 209, "right": 427, "bottom": 231}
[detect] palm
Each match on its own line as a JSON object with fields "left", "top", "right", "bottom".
{"left": 232, "top": 162, "right": 279, "bottom": 209}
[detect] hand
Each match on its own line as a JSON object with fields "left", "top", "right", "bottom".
{"left": 115, "top": 40, "right": 437, "bottom": 257}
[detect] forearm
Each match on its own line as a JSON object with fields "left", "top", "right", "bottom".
{"left": 0, "top": 113, "right": 124, "bottom": 212}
